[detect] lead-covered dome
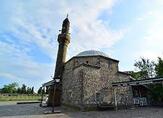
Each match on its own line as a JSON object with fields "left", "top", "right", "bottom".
{"left": 76, "top": 50, "right": 109, "bottom": 58}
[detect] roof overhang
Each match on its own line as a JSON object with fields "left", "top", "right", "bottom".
{"left": 42, "top": 80, "right": 55, "bottom": 87}
{"left": 112, "top": 77, "right": 163, "bottom": 87}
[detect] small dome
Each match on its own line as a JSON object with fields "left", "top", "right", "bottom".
{"left": 76, "top": 50, "right": 109, "bottom": 57}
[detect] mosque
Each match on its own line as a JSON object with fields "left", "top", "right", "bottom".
{"left": 42, "top": 17, "right": 163, "bottom": 110}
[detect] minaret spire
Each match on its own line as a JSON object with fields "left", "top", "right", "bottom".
{"left": 61, "top": 16, "right": 70, "bottom": 34}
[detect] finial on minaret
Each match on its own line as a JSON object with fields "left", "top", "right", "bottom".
{"left": 66, "top": 14, "right": 69, "bottom": 18}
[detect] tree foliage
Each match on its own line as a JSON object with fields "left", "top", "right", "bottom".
{"left": 21, "top": 84, "right": 26, "bottom": 94}
{"left": 1, "top": 82, "right": 18, "bottom": 93}
{"left": 1, "top": 83, "right": 34, "bottom": 94}
{"left": 155, "top": 57, "right": 163, "bottom": 77}
{"left": 133, "top": 58, "right": 155, "bottom": 79}
{"left": 130, "top": 71, "right": 145, "bottom": 80}
{"left": 149, "top": 84, "right": 163, "bottom": 103}
{"left": 37, "top": 87, "right": 41, "bottom": 94}
{"left": 37, "top": 87, "right": 46, "bottom": 94}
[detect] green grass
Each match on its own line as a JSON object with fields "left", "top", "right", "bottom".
{"left": 0, "top": 94, "right": 41, "bottom": 101}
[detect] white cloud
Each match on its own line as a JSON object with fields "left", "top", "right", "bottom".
{"left": 8, "top": 0, "right": 124, "bottom": 57}
{"left": 0, "top": 40, "right": 54, "bottom": 90}
{"left": 134, "top": 9, "right": 163, "bottom": 61}
{"left": 12, "top": 18, "right": 56, "bottom": 59}
{"left": 0, "top": 0, "right": 126, "bottom": 89}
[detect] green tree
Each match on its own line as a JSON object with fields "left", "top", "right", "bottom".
{"left": 130, "top": 71, "right": 143, "bottom": 80}
{"left": 17, "top": 87, "right": 21, "bottom": 94}
{"left": 37, "top": 87, "right": 45, "bottom": 94}
{"left": 155, "top": 57, "right": 163, "bottom": 77}
{"left": 26, "top": 87, "right": 32, "bottom": 94}
{"left": 37, "top": 87, "right": 42, "bottom": 94}
{"left": 21, "top": 84, "right": 27, "bottom": 94}
{"left": 31, "top": 87, "right": 34, "bottom": 94}
{"left": 149, "top": 84, "right": 163, "bottom": 103}
{"left": 1, "top": 82, "right": 18, "bottom": 93}
{"left": 134, "top": 58, "right": 155, "bottom": 79}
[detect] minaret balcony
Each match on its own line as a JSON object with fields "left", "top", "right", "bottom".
{"left": 58, "top": 33, "right": 70, "bottom": 44}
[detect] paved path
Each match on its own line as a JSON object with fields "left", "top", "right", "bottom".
{"left": 0, "top": 103, "right": 49, "bottom": 117}
{"left": 0, "top": 102, "right": 163, "bottom": 118}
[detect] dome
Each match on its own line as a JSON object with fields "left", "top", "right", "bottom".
{"left": 76, "top": 50, "right": 109, "bottom": 58}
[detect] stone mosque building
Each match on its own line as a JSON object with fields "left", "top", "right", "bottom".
{"left": 42, "top": 17, "right": 134, "bottom": 110}
{"left": 61, "top": 50, "right": 133, "bottom": 109}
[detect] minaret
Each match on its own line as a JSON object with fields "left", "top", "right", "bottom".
{"left": 54, "top": 16, "right": 70, "bottom": 80}
{"left": 47, "top": 16, "right": 70, "bottom": 106}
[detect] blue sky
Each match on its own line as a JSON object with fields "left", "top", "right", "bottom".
{"left": 0, "top": 0, "right": 163, "bottom": 91}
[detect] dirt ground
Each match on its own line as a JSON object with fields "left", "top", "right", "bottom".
{"left": 0, "top": 102, "right": 163, "bottom": 118}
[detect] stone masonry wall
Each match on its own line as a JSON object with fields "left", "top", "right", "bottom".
{"left": 73, "top": 56, "right": 101, "bottom": 67}
{"left": 114, "top": 73, "right": 133, "bottom": 107}
{"left": 62, "top": 59, "right": 83, "bottom": 108}
{"left": 62, "top": 56, "right": 133, "bottom": 109}
{"left": 82, "top": 57, "right": 119, "bottom": 107}
{"left": 82, "top": 66, "right": 100, "bottom": 105}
